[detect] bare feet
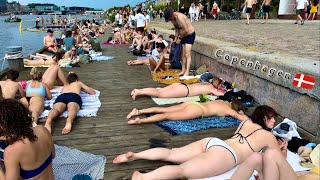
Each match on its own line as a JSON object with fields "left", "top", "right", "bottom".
{"left": 44, "top": 123, "right": 52, "bottom": 134}
{"left": 183, "top": 71, "right": 191, "bottom": 76}
{"left": 127, "top": 61, "right": 133, "bottom": 65}
{"left": 131, "top": 171, "right": 143, "bottom": 180}
{"left": 62, "top": 121, "right": 72, "bottom": 135}
{"left": 112, "top": 152, "right": 135, "bottom": 164}
{"left": 131, "top": 89, "right": 139, "bottom": 100}
{"left": 128, "top": 117, "right": 141, "bottom": 124}
{"left": 127, "top": 108, "right": 140, "bottom": 119}
{"left": 177, "top": 71, "right": 185, "bottom": 76}
{"left": 129, "top": 45, "right": 134, "bottom": 48}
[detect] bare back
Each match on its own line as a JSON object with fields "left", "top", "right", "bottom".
{"left": 0, "top": 80, "right": 24, "bottom": 99}
{"left": 246, "top": 0, "right": 254, "bottom": 8}
{"left": 172, "top": 12, "right": 195, "bottom": 38}
{"left": 188, "top": 83, "right": 224, "bottom": 96}
{"left": 61, "top": 81, "right": 96, "bottom": 95}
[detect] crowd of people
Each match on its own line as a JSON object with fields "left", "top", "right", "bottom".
{"left": 0, "top": 4, "right": 318, "bottom": 180}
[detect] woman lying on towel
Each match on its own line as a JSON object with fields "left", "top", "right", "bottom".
{"left": 0, "top": 99, "right": 55, "bottom": 180}
{"left": 230, "top": 148, "right": 319, "bottom": 180}
{"left": 44, "top": 72, "right": 96, "bottom": 135}
{"left": 131, "top": 77, "right": 225, "bottom": 100}
{"left": 23, "top": 51, "right": 64, "bottom": 66}
{"left": 126, "top": 99, "right": 246, "bottom": 124}
{"left": 41, "top": 64, "right": 68, "bottom": 90}
{"left": 20, "top": 67, "right": 52, "bottom": 124}
{"left": 114, "top": 105, "right": 283, "bottom": 180}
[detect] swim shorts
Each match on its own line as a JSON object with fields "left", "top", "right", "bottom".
{"left": 54, "top": 93, "right": 83, "bottom": 107}
{"left": 263, "top": 5, "right": 271, "bottom": 13}
{"left": 246, "top": 8, "right": 252, "bottom": 14}
{"left": 181, "top": 32, "right": 196, "bottom": 45}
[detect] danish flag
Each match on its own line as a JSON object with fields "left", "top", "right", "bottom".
{"left": 292, "top": 74, "right": 316, "bottom": 90}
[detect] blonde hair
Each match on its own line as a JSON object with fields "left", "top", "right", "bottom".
{"left": 30, "top": 67, "right": 42, "bottom": 81}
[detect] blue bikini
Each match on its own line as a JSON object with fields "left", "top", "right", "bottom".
{"left": 20, "top": 153, "right": 53, "bottom": 179}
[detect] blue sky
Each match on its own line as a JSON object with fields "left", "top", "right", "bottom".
{"left": 16, "top": 0, "right": 142, "bottom": 10}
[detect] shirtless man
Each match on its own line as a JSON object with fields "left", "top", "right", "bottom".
{"left": 0, "top": 69, "right": 25, "bottom": 99}
{"left": 261, "top": 0, "right": 272, "bottom": 24}
{"left": 44, "top": 72, "right": 96, "bottom": 134}
{"left": 164, "top": 8, "right": 195, "bottom": 76}
{"left": 43, "top": 29, "right": 58, "bottom": 53}
{"left": 126, "top": 99, "right": 247, "bottom": 124}
{"left": 244, "top": 0, "right": 254, "bottom": 24}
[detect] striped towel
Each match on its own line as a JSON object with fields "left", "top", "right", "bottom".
{"left": 53, "top": 144, "right": 106, "bottom": 180}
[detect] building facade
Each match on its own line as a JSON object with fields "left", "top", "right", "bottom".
{"left": 24, "top": 3, "right": 60, "bottom": 12}
{"left": 0, "top": 0, "right": 7, "bottom": 12}
{"left": 7, "top": 1, "right": 20, "bottom": 12}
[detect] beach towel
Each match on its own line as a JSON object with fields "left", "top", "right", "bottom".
{"left": 103, "top": 41, "right": 130, "bottom": 45}
{"left": 152, "top": 69, "right": 200, "bottom": 85}
{"left": 91, "top": 55, "right": 114, "bottom": 61}
{"left": 53, "top": 144, "right": 106, "bottom": 180}
{"left": 39, "top": 86, "right": 101, "bottom": 118}
{"left": 151, "top": 95, "right": 217, "bottom": 105}
{"left": 193, "top": 150, "right": 310, "bottom": 180}
{"left": 24, "top": 64, "right": 51, "bottom": 68}
{"left": 154, "top": 116, "right": 241, "bottom": 135}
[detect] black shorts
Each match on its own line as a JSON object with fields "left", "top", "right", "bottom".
{"left": 181, "top": 32, "right": 196, "bottom": 45}
{"left": 54, "top": 93, "right": 83, "bottom": 107}
{"left": 263, "top": 5, "right": 271, "bottom": 13}
{"left": 246, "top": 8, "right": 252, "bottom": 14}
{"left": 306, "top": 6, "right": 311, "bottom": 14}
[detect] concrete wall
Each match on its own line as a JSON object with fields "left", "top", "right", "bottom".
{"left": 155, "top": 27, "right": 320, "bottom": 135}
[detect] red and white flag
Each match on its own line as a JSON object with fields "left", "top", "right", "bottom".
{"left": 292, "top": 74, "right": 316, "bottom": 90}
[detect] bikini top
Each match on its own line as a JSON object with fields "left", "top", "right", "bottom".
{"left": 20, "top": 153, "right": 53, "bottom": 179}
{"left": 231, "top": 120, "right": 263, "bottom": 152}
{"left": 26, "top": 82, "right": 46, "bottom": 97}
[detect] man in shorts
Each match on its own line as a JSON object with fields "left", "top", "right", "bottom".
{"left": 244, "top": 0, "right": 254, "bottom": 24}
{"left": 164, "top": 8, "right": 195, "bottom": 76}
{"left": 261, "top": 0, "right": 271, "bottom": 24}
{"left": 295, "top": 0, "right": 308, "bottom": 25}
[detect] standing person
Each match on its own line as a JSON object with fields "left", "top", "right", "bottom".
{"left": 261, "top": 0, "right": 272, "bottom": 24}
{"left": 128, "top": 11, "right": 136, "bottom": 29}
{"left": 135, "top": 8, "right": 145, "bottom": 35}
{"left": 244, "top": 0, "right": 254, "bottom": 24}
{"left": 305, "top": 0, "right": 311, "bottom": 20}
{"left": 189, "top": 3, "right": 195, "bottom": 23}
{"left": 195, "top": 3, "right": 200, "bottom": 21}
{"left": 211, "top": 1, "right": 219, "bottom": 20}
{"left": 143, "top": 11, "right": 151, "bottom": 32}
{"left": 204, "top": 2, "right": 208, "bottom": 20}
{"left": 295, "top": 0, "right": 308, "bottom": 24}
{"left": 0, "top": 99, "right": 55, "bottom": 180}
{"left": 309, "top": 0, "right": 319, "bottom": 20}
{"left": 164, "top": 8, "right": 195, "bottom": 77}
{"left": 35, "top": 16, "right": 40, "bottom": 27}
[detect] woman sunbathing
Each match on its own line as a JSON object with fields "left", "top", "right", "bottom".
{"left": 230, "top": 147, "right": 319, "bottom": 180}
{"left": 126, "top": 99, "right": 247, "bottom": 124}
{"left": 131, "top": 78, "right": 225, "bottom": 100}
{"left": 114, "top": 105, "right": 282, "bottom": 179}
{"left": 23, "top": 51, "right": 63, "bottom": 67}
{"left": 0, "top": 99, "right": 55, "bottom": 180}
{"left": 21, "top": 67, "right": 52, "bottom": 124}
{"left": 41, "top": 64, "right": 68, "bottom": 89}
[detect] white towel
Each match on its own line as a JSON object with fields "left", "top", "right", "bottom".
{"left": 151, "top": 95, "right": 217, "bottom": 105}
{"left": 179, "top": 75, "right": 201, "bottom": 80}
{"left": 40, "top": 86, "right": 101, "bottom": 118}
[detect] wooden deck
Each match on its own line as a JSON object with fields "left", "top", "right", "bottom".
{"left": 15, "top": 32, "right": 316, "bottom": 180}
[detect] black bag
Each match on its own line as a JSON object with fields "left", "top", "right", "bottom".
{"left": 132, "top": 49, "right": 146, "bottom": 56}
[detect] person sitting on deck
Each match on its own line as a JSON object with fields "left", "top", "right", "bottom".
{"left": 114, "top": 106, "right": 284, "bottom": 180}
{"left": 23, "top": 51, "right": 64, "bottom": 67}
{"left": 44, "top": 72, "right": 96, "bottom": 135}
{"left": 88, "top": 32, "right": 102, "bottom": 52}
{"left": 0, "top": 69, "right": 25, "bottom": 99}
{"left": 63, "top": 30, "right": 76, "bottom": 51}
{"left": 149, "top": 42, "right": 166, "bottom": 73}
{"left": 126, "top": 99, "right": 246, "bottom": 124}
{"left": 43, "top": 29, "right": 58, "bottom": 53}
{"left": 0, "top": 99, "right": 55, "bottom": 180}
{"left": 20, "top": 67, "right": 52, "bottom": 124}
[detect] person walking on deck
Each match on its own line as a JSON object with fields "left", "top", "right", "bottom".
{"left": 164, "top": 8, "right": 195, "bottom": 77}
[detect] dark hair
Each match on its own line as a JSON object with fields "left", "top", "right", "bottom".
{"left": 0, "top": 99, "right": 37, "bottom": 145}
{"left": 313, "top": 0, "right": 319, "bottom": 6}
{"left": 147, "top": 34, "right": 153, "bottom": 40}
{"left": 6, "top": 69, "right": 19, "bottom": 81}
{"left": 137, "top": 8, "right": 142, "bottom": 14}
{"left": 0, "top": 86, "right": 3, "bottom": 101}
{"left": 164, "top": 8, "right": 174, "bottom": 22}
{"left": 169, "top": 34, "right": 175, "bottom": 39}
{"left": 231, "top": 100, "right": 245, "bottom": 112}
{"left": 156, "top": 42, "right": 165, "bottom": 49}
{"left": 47, "top": 29, "right": 53, "bottom": 33}
{"left": 67, "top": 73, "right": 79, "bottom": 84}
{"left": 53, "top": 51, "right": 64, "bottom": 62}
{"left": 251, "top": 105, "right": 278, "bottom": 131}
{"left": 66, "top": 30, "right": 72, "bottom": 38}
{"left": 158, "top": 35, "right": 163, "bottom": 39}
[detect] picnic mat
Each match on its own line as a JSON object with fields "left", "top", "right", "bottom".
{"left": 193, "top": 150, "right": 310, "bottom": 180}
{"left": 153, "top": 115, "right": 241, "bottom": 135}
{"left": 24, "top": 64, "right": 51, "bottom": 68}
{"left": 53, "top": 144, "right": 106, "bottom": 180}
{"left": 151, "top": 95, "right": 217, "bottom": 105}
{"left": 39, "top": 86, "right": 101, "bottom": 118}
{"left": 152, "top": 69, "right": 200, "bottom": 85}
{"left": 91, "top": 55, "right": 114, "bottom": 61}
{"left": 103, "top": 41, "right": 130, "bottom": 45}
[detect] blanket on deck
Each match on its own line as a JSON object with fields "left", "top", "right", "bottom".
{"left": 39, "top": 86, "right": 101, "bottom": 118}
{"left": 53, "top": 144, "right": 106, "bottom": 180}
{"left": 151, "top": 95, "right": 217, "bottom": 105}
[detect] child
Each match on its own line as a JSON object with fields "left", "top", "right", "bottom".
{"left": 149, "top": 42, "right": 166, "bottom": 73}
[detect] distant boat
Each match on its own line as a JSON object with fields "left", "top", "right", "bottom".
{"left": 4, "top": 17, "right": 21, "bottom": 22}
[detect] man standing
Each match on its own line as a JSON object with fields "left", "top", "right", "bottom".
{"left": 135, "top": 8, "right": 145, "bottom": 35}
{"left": 261, "top": 0, "right": 271, "bottom": 24}
{"left": 164, "top": 8, "right": 195, "bottom": 76}
{"left": 295, "top": 0, "right": 308, "bottom": 25}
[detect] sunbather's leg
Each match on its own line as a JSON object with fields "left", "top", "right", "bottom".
{"left": 113, "top": 137, "right": 210, "bottom": 164}
{"left": 128, "top": 103, "right": 202, "bottom": 124}
{"left": 130, "top": 60, "right": 149, "bottom": 65}
{"left": 29, "top": 97, "right": 44, "bottom": 124}
{"left": 62, "top": 102, "right": 80, "bottom": 135}
{"left": 131, "top": 83, "right": 188, "bottom": 99}
{"left": 44, "top": 102, "right": 66, "bottom": 133}
{"left": 230, "top": 153, "right": 263, "bottom": 180}
{"left": 42, "top": 64, "right": 67, "bottom": 89}
{"left": 23, "top": 59, "right": 45, "bottom": 66}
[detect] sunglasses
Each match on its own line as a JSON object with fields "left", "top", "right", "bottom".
{"left": 72, "top": 49, "right": 76, "bottom": 51}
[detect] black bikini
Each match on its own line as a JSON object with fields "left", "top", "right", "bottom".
{"left": 181, "top": 83, "right": 189, "bottom": 97}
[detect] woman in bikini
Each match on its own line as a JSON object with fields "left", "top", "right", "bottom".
{"left": 130, "top": 77, "right": 225, "bottom": 100}
{"left": 23, "top": 51, "right": 64, "bottom": 67}
{"left": 126, "top": 99, "right": 246, "bottom": 124}
{"left": 0, "top": 99, "right": 55, "bottom": 180}
{"left": 21, "top": 67, "right": 52, "bottom": 124}
{"left": 114, "top": 105, "right": 283, "bottom": 180}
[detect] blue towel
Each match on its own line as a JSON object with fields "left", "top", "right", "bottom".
{"left": 155, "top": 116, "right": 241, "bottom": 135}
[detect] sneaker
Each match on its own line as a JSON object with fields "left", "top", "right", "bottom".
{"left": 294, "top": 22, "right": 298, "bottom": 24}
{"left": 301, "top": 20, "right": 304, "bottom": 25}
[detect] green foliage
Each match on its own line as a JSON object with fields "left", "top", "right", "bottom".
{"left": 108, "top": 14, "right": 116, "bottom": 23}
{"left": 154, "top": 4, "right": 167, "bottom": 11}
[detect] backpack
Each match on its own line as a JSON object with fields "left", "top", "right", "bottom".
{"left": 78, "top": 54, "right": 92, "bottom": 64}
{"left": 169, "top": 42, "right": 182, "bottom": 64}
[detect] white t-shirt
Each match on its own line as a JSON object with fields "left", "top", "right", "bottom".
{"left": 115, "top": 14, "right": 120, "bottom": 23}
{"left": 118, "top": 15, "right": 123, "bottom": 25}
{"left": 151, "top": 48, "right": 160, "bottom": 62}
{"left": 129, "top": 15, "right": 135, "bottom": 28}
{"left": 135, "top": 13, "right": 145, "bottom": 28}
{"left": 296, "top": 0, "right": 307, "bottom": 9}
{"left": 145, "top": 14, "right": 151, "bottom": 25}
